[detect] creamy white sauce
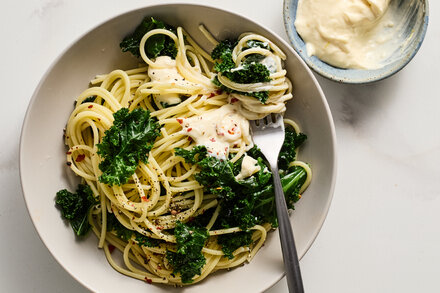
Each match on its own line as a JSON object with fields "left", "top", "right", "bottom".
{"left": 295, "top": 0, "right": 397, "bottom": 69}
{"left": 178, "top": 103, "right": 252, "bottom": 160}
{"left": 148, "top": 56, "right": 191, "bottom": 105}
{"left": 236, "top": 155, "right": 261, "bottom": 180}
{"left": 259, "top": 56, "right": 278, "bottom": 73}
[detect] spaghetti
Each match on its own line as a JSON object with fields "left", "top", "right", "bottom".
{"left": 61, "top": 22, "right": 311, "bottom": 286}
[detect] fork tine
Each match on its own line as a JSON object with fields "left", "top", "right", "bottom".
{"left": 274, "top": 113, "right": 283, "bottom": 126}
{"left": 266, "top": 114, "right": 273, "bottom": 124}
{"left": 251, "top": 114, "right": 284, "bottom": 131}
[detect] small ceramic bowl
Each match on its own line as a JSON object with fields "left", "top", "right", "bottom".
{"left": 283, "top": 0, "right": 429, "bottom": 84}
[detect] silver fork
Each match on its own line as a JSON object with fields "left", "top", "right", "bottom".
{"left": 250, "top": 113, "right": 304, "bottom": 293}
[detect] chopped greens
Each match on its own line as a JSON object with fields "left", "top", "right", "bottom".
{"left": 175, "top": 146, "right": 275, "bottom": 230}
{"left": 242, "top": 53, "right": 266, "bottom": 65}
{"left": 218, "top": 231, "right": 253, "bottom": 259}
{"left": 212, "top": 76, "right": 269, "bottom": 104}
{"left": 224, "top": 63, "right": 271, "bottom": 84}
{"left": 211, "top": 39, "right": 271, "bottom": 82}
{"left": 211, "top": 39, "right": 237, "bottom": 73}
{"left": 210, "top": 39, "right": 271, "bottom": 103}
{"left": 175, "top": 127, "right": 309, "bottom": 256}
{"left": 281, "top": 166, "right": 307, "bottom": 207}
{"left": 278, "top": 126, "right": 308, "bottom": 171}
{"left": 166, "top": 221, "right": 209, "bottom": 283}
{"left": 174, "top": 145, "right": 207, "bottom": 164}
{"left": 120, "top": 17, "right": 177, "bottom": 59}
{"left": 55, "top": 184, "right": 97, "bottom": 236}
{"left": 97, "top": 108, "right": 160, "bottom": 186}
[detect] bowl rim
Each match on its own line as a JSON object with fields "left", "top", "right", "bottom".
{"left": 19, "top": 2, "right": 338, "bottom": 292}
{"left": 282, "top": 0, "right": 430, "bottom": 84}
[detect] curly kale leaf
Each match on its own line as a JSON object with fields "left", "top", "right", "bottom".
{"left": 97, "top": 108, "right": 160, "bottom": 186}
{"left": 106, "top": 213, "right": 163, "bottom": 247}
{"left": 175, "top": 135, "right": 309, "bottom": 229}
{"left": 211, "top": 39, "right": 236, "bottom": 73}
{"left": 175, "top": 147, "right": 275, "bottom": 230}
{"left": 212, "top": 76, "right": 269, "bottom": 104}
{"left": 211, "top": 39, "right": 271, "bottom": 82}
{"left": 120, "top": 17, "right": 177, "bottom": 59}
{"left": 174, "top": 146, "right": 208, "bottom": 165}
{"left": 281, "top": 166, "right": 307, "bottom": 208}
{"left": 224, "top": 63, "right": 271, "bottom": 84}
{"left": 278, "top": 126, "right": 308, "bottom": 171}
{"left": 242, "top": 53, "right": 266, "bottom": 65}
{"left": 218, "top": 231, "right": 253, "bottom": 259}
{"left": 55, "top": 184, "right": 97, "bottom": 236}
{"left": 166, "top": 221, "right": 209, "bottom": 283}
{"left": 211, "top": 39, "right": 270, "bottom": 103}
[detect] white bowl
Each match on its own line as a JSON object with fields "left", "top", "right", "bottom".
{"left": 20, "top": 4, "right": 336, "bottom": 292}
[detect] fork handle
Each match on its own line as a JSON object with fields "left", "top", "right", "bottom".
{"left": 272, "top": 165, "right": 304, "bottom": 293}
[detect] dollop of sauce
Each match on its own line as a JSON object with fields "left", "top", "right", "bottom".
{"left": 259, "top": 56, "right": 278, "bottom": 73}
{"left": 178, "top": 104, "right": 252, "bottom": 160}
{"left": 148, "top": 56, "right": 193, "bottom": 105}
{"left": 295, "top": 0, "right": 395, "bottom": 69}
{"left": 236, "top": 155, "right": 261, "bottom": 180}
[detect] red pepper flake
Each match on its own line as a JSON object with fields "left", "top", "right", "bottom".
{"left": 66, "top": 162, "right": 72, "bottom": 166}
{"left": 108, "top": 244, "right": 115, "bottom": 254}
{"left": 230, "top": 97, "right": 239, "bottom": 103}
{"left": 176, "top": 118, "right": 183, "bottom": 124}
{"left": 75, "top": 154, "right": 86, "bottom": 162}
{"left": 215, "top": 90, "right": 223, "bottom": 95}
{"left": 187, "top": 127, "right": 192, "bottom": 132}
{"left": 157, "top": 264, "right": 162, "bottom": 270}
{"left": 145, "top": 277, "right": 153, "bottom": 284}
{"left": 225, "top": 147, "right": 228, "bottom": 152}
{"left": 228, "top": 130, "right": 235, "bottom": 135}
{"left": 208, "top": 92, "right": 215, "bottom": 98}
{"left": 66, "top": 151, "right": 72, "bottom": 155}
{"left": 209, "top": 137, "right": 216, "bottom": 142}
{"left": 187, "top": 137, "right": 193, "bottom": 141}
{"left": 88, "top": 105, "right": 93, "bottom": 109}
{"left": 156, "top": 226, "right": 163, "bottom": 230}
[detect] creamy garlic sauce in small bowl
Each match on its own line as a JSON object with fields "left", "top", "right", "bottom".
{"left": 283, "top": 0, "right": 429, "bottom": 83}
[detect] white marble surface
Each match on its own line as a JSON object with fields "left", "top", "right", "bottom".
{"left": 1, "top": 0, "right": 439, "bottom": 292}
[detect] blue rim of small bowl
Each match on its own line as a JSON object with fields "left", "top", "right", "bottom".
{"left": 283, "top": 0, "right": 430, "bottom": 84}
